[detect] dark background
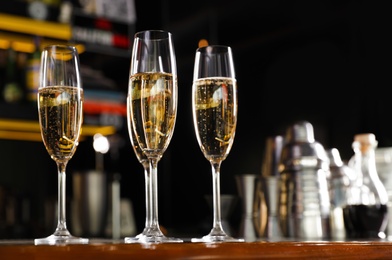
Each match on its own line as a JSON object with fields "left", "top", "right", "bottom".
{"left": 1, "top": 0, "right": 391, "bottom": 238}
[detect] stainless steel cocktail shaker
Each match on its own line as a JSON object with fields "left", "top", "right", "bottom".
{"left": 278, "top": 121, "right": 331, "bottom": 239}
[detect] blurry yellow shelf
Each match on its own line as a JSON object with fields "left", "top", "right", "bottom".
{"left": 0, "top": 118, "right": 116, "bottom": 142}
{"left": 0, "top": 13, "right": 84, "bottom": 54}
{"left": 0, "top": 13, "right": 71, "bottom": 40}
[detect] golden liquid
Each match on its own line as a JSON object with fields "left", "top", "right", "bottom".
{"left": 127, "top": 111, "right": 148, "bottom": 165}
{"left": 38, "top": 86, "right": 83, "bottom": 163}
{"left": 128, "top": 72, "right": 176, "bottom": 159}
{"left": 192, "top": 77, "right": 237, "bottom": 162}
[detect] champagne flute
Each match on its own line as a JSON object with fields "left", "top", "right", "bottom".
{"left": 35, "top": 45, "right": 88, "bottom": 245}
{"left": 125, "top": 30, "right": 182, "bottom": 243}
{"left": 191, "top": 45, "right": 243, "bottom": 243}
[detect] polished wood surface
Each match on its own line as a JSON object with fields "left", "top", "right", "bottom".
{"left": 1, "top": 239, "right": 392, "bottom": 259}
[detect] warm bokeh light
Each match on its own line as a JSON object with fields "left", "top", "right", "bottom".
{"left": 93, "top": 133, "right": 110, "bottom": 154}
{"left": 198, "top": 39, "right": 209, "bottom": 48}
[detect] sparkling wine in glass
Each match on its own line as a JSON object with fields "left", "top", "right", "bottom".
{"left": 191, "top": 45, "right": 243, "bottom": 243}
{"left": 125, "top": 30, "right": 182, "bottom": 243}
{"left": 35, "top": 45, "right": 88, "bottom": 245}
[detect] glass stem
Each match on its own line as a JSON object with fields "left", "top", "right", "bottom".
{"left": 144, "top": 158, "right": 163, "bottom": 235}
{"left": 142, "top": 162, "right": 151, "bottom": 230}
{"left": 211, "top": 161, "right": 225, "bottom": 234}
{"left": 54, "top": 161, "right": 71, "bottom": 236}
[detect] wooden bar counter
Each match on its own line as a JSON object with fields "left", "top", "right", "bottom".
{"left": 1, "top": 239, "right": 392, "bottom": 259}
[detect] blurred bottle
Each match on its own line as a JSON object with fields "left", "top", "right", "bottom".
{"left": 255, "top": 135, "right": 283, "bottom": 240}
{"left": 58, "top": 0, "right": 73, "bottom": 24}
{"left": 345, "top": 133, "right": 389, "bottom": 239}
{"left": 3, "top": 45, "right": 24, "bottom": 103}
{"left": 327, "top": 148, "right": 355, "bottom": 240}
{"left": 25, "top": 36, "right": 41, "bottom": 104}
{"left": 375, "top": 147, "right": 392, "bottom": 240}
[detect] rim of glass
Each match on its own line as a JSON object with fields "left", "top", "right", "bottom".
{"left": 196, "top": 45, "right": 231, "bottom": 53}
{"left": 135, "top": 30, "right": 172, "bottom": 40}
{"left": 43, "top": 44, "right": 77, "bottom": 51}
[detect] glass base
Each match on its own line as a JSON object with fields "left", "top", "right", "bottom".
{"left": 191, "top": 235, "right": 244, "bottom": 243}
{"left": 34, "top": 234, "right": 89, "bottom": 245}
{"left": 125, "top": 233, "right": 183, "bottom": 244}
{"left": 191, "top": 228, "right": 245, "bottom": 243}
